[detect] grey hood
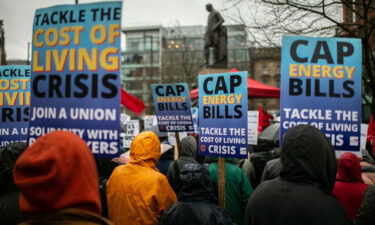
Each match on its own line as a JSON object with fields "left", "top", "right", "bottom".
{"left": 180, "top": 136, "right": 197, "bottom": 158}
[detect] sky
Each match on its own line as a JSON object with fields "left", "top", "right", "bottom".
{"left": 0, "top": 0, "right": 226, "bottom": 60}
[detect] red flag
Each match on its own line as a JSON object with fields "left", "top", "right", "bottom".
{"left": 368, "top": 115, "right": 375, "bottom": 152}
{"left": 258, "top": 104, "right": 263, "bottom": 134}
{"left": 120, "top": 88, "right": 145, "bottom": 115}
{"left": 368, "top": 115, "right": 374, "bottom": 141}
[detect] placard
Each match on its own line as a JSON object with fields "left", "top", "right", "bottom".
{"left": 280, "top": 36, "right": 362, "bottom": 156}
{"left": 151, "top": 83, "right": 194, "bottom": 132}
{"left": 29, "top": 2, "right": 122, "bottom": 157}
{"left": 0, "top": 66, "right": 30, "bottom": 147}
{"left": 248, "top": 110, "right": 259, "bottom": 145}
{"left": 198, "top": 72, "right": 248, "bottom": 158}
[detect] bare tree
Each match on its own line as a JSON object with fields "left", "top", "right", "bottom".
{"left": 223, "top": 0, "right": 375, "bottom": 114}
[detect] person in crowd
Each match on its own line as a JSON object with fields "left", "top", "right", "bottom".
{"left": 354, "top": 183, "right": 375, "bottom": 225}
{"left": 261, "top": 157, "right": 282, "bottom": 182}
{"left": 160, "top": 163, "right": 234, "bottom": 225}
{"left": 250, "top": 144, "right": 275, "bottom": 188}
{"left": 0, "top": 142, "right": 26, "bottom": 225}
{"left": 245, "top": 125, "right": 350, "bottom": 225}
{"left": 13, "top": 131, "right": 112, "bottom": 225}
{"left": 233, "top": 158, "right": 256, "bottom": 187}
{"left": 360, "top": 142, "right": 375, "bottom": 184}
{"left": 148, "top": 126, "right": 175, "bottom": 175}
{"left": 107, "top": 131, "right": 176, "bottom": 225}
{"left": 95, "top": 157, "right": 118, "bottom": 218}
{"left": 333, "top": 152, "right": 369, "bottom": 221}
{"left": 167, "top": 136, "right": 199, "bottom": 194}
{"left": 209, "top": 158, "right": 252, "bottom": 225}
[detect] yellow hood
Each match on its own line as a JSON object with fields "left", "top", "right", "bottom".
{"left": 129, "top": 131, "right": 161, "bottom": 169}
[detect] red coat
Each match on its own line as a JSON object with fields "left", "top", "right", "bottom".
{"left": 333, "top": 152, "right": 369, "bottom": 221}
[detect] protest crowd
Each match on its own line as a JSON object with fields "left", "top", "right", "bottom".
{"left": 1, "top": 2, "right": 375, "bottom": 225}
{"left": 1, "top": 121, "right": 375, "bottom": 225}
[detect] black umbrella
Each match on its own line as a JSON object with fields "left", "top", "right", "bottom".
{"left": 259, "top": 123, "right": 280, "bottom": 142}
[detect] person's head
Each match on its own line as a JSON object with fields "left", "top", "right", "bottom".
{"left": 178, "top": 163, "right": 216, "bottom": 203}
{"left": 180, "top": 136, "right": 197, "bottom": 158}
{"left": 13, "top": 131, "right": 101, "bottom": 215}
{"left": 280, "top": 125, "right": 337, "bottom": 194}
{"left": 206, "top": 3, "right": 213, "bottom": 12}
{"left": 0, "top": 142, "right": 27, "bottom": 194}
{"left": 129, "top": 131, "right": 161, "bottom": 168}
{"left": 337, "top": 152, "right": 363, "bottom": 183}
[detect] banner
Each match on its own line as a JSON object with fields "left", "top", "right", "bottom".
{"left": 151, "top": 83, "right": 194, "bottom": 132}
{"left": 120, "top": 120, "right": 139, "bottom": 148}
{"left": 248, "top": 110, "right": 259, "bottom": 145}
{"left": 29, "top": 2, "right": 122, "bottom": 157}
{"left": 198, "top": 72, "right": 248, "bottom": 158}
{"left": 0, "top": 66, "right": 30, "bottom": 147}
{"left": 280, "top": 36, "right": 362, "bottom": 157}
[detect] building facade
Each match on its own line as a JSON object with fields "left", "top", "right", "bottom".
{"left": 250, "top": 47, "right": 281, "bottom": 111}
{"left": 121, "top": 24, "right": 252, "bottom": 114}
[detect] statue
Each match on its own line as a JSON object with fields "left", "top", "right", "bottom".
{"left": 0, "top": 20, "right": 6, "bottom": 65}
{"left": 204, "top": 4, "right": 227, "bottom": 68}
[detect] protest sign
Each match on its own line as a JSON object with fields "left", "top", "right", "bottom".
{"left": 29, "top": 2, "right": 122, "bottom": 157}
{"left": 144, "top": 115, "right": 157, "bottom": 130}
{"left": 0, "top": 66, "right": 30, "bottom": 147}
{"left": 248, "top": 111, "right": 259, "bottom": 145}
{"left": 188, "top": 107, "right": 199, "bottom": 134}
{"left": 120, "top": 120, "right": 140, "bottom": 148}
{"left": 120, "top": 113, "right": 130, "bottom": 130}
{"left": 167, "top": 132, "right": 187, "bottom": 145}
{"left": 280, "top": 36, "right": 362, "bottom": 157}
{"left": 151, "top": 83, "right": 194, "bottom": 132}
{"left": 361, "top": 124, "right": 368, "bottom": 151}
{"left": 198, "top": 71, "right": 248, "bottom": 158}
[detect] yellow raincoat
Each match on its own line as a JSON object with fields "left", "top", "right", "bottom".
{"left": 107, "top": 131, "right": 176, "bottom": 225}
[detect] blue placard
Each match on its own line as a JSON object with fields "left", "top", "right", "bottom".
{"left": 198, "top": 72, "right": 248, "bottom": 158}
{"left": 151, "top": 83, "right": 194, "bottom": 132}
{"left": 0, "top": 66, "right": 30, "bottom": 147}
{"left": 280, "top": 36, "right": 362, "bottom": 155}
{"left": 29, "top": 2, "right": 122, "bottom": 157}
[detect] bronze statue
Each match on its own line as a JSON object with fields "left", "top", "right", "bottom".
{"left": 204, "top": 4, "right": 227, "bottom": 68}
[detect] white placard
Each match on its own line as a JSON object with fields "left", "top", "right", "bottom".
{"left": 120, "top": 120, "right": 140, "bottom": 148}
{"left": 361, "top": 124, "right": 369, "bottom": 150}
{"left": 120, "top": 113, "right": 131, "bottom": 130}
{"left": 144, "top": 115, "right": 158, "bottom": 130}
{"left": 168, "top": 132, "right": 188, "bottom": 145}
{"left": 248, "top": 111, "right": 259, "bottom": 145}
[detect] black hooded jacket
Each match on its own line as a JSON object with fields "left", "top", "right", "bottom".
{"left": 244, "top": 125, "right": 350, "bottom": 225}
{"left": 0, "top": 142, "right": 26, "bottom": 225}
{"left": 160, "top": 163, "right": 234, "bottom": 225}
{"left": 167, "top": 136, "right": 199, "bottom": 195}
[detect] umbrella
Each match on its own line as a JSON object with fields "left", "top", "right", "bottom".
{"left": 259, "top": 123, "right": 280, "bottom": 142}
